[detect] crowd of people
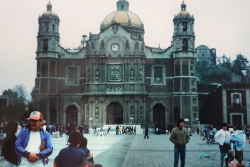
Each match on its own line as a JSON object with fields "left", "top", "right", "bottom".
{"left": 198, "top": 124, "right": 250, "bottom": 167}
{"left": 115, "top": 125, "right": 136, "bottom": 135}
{"left": 0, "top": 111, "right": 102, "bottom": 167}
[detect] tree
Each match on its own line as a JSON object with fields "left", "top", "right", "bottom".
{"left": 1, "top": 84, "right": 28, "bottom": 121}
{"left": 231, "top": 54, "right": 249, "bottom": 75}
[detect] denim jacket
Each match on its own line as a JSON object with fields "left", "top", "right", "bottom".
{"left": 15, "top": 128, "right": 53, "bottom": 166}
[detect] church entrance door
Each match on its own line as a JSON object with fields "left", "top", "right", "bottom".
{"left": 153, "top": 104, "right": 165, "bottom": 131}
{"left": 106, "top": 102, "right": 123, "bottom": 124}
{"left": 66, "top": 105, "right": 78, "bottom": 126}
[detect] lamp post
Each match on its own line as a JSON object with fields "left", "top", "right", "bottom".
{"left": 196, "top": 118, "right": 200, "bottom": 135}
{"left": 89, "top": 118, "right": 93, "bottom": 134}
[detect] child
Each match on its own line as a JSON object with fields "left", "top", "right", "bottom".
{"left": 54, "top": 131, "right": 89, "bottom": 167}
{"left": 79, "top": 137, "right": 94, "bottom": 164}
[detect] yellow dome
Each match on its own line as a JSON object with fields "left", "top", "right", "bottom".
{"left": 177, "top": 11, "right": 190, "bottom": 16}
{"left": 42, "top": 2, "right": 57, "bottom": 17}
{"left": 42, "top": 11, "right": 57, "bottom": 17}
{"left": 101, "top": 11, "right": 143, "bottom": 30}
{"left": 78, "top": 45, "right": 85, "bottom": 49}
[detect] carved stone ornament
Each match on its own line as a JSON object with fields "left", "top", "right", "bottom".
{"left": 108, "top": 64, "right": 122, "bottom": 81}
{"left": 112, "top": 24, "right": 119, "bottom": 34}
{"left": 106, "top": 86, "right": 123, "bottom": 92}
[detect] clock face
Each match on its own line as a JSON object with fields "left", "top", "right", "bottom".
{"left": 111, "top": 44, "right": 119, "bottom": 52}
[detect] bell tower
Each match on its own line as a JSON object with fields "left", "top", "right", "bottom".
{"left": 36, "top": 1, "right": 60, "bottom": 57}
{"left": 171, "top": 1, "right": 198, "bottom": 125}
{"left": 34, "top": 2, "right": 60, "bottom": 121}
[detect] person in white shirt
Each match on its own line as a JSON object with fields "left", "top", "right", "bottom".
{"left": 214, "top": 122, "right": 231, "bottom": 167}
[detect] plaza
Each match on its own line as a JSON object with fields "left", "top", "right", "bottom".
{"left": 1, "top": 132, "right": 249, "bottom": 167}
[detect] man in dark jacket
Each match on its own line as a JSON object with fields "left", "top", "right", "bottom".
{"left": 169, "top": 119, "right": 190, "bottom": 167}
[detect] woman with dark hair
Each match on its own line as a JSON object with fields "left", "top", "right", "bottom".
{"left": 54, "top": 131, "right": 88, "bottom": 167}
{"left": 2, "top": 121, "right": 18, "bottom": 167}
{"left": 214, "top": 122, "right": 231, "bottom": 167}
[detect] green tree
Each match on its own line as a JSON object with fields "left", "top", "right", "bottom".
{"left": 231, "top": 54, "right": 249, "bottom": 75}
{"left": 1, "top": 84, "right": 28, "bottom": 121}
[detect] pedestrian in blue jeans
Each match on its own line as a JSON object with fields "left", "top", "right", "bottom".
{"left": 170, "top": 119, "right": 190, "bottom": 167}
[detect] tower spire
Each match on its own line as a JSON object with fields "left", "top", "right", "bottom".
{"left": 47, "top": 1, "right": 52, "bottom": 11}
{"left": 117, "top": 0, "right": 129, "bottom": 11}
{"left": 181, "top": 1, "right": 186, "bottom": 11}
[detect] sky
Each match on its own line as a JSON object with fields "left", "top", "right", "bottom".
{"left": 0, "top": 0, "right": 250, "bottom": 100}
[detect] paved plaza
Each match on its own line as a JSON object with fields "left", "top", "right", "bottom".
{"left": 0, "top": 132, "right": 250, "bottom": 167}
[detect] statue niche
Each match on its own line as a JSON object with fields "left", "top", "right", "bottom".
{"left": 95, "top": 69, "right": 99, "bottom": 80}
{"left": 139, "top": 69, "right": 143, "bottom": 80}
{"left": 95, "top": 107, "right": 99, "bottom": 118}
{"left": 131, "top": 106, "right": 134, "bottom": 117}
{"left": 130, "top": 69, "right": 134, "bottom": 80}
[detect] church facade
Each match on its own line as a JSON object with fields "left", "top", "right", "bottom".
{"left": 34, "top": 0, "right": 199, "bottom": 129}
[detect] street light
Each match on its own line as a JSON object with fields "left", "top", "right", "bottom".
{"left": 130, "top": 117, "right": 133, "bottom": 125}
{"left": 89, "top": 118, "right": 93, "bottom": 134}
{"left": 196, "top": 118, "right": 200, "bottom": 135}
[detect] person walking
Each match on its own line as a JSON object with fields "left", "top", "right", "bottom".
{"left": 119, "top": 125, "right": 122, "bottom": 135}
{"left": 230, "top": 126, "right": 246, "bottom": 164}
{"left": 65, "top": 123, "right": 72, "bottom": 145}
{"left": 169, "top": 119, "right": 190, "bottom": 167}
{"left": 214, "top": 122, "right": 231, "bottom": 167}
{"left": 15, "top": 111, "right": 53, "bottom": 167}
{"left": 144, "top": 125, "right": 149, "bottom": 139}
{"left": 202, "top": 126, "right": 208, "bottom": 141}
{"left": 116, "top": 125, "right": 119, "bottom": 135}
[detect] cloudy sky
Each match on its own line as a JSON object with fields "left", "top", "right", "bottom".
{"left": 0, "top": 0, "right": 250, "bottom": 99}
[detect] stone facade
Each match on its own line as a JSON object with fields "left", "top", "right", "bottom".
{"left": 34, "top": 1, "right": 198, "bottom": 129}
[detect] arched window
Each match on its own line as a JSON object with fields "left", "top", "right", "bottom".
{"left": 45, "top": 22, "right": 48, "bottom": 31}
{"left": 182, "top": 22, "right": 187, "bottom": 31}
{"left": 43, "top": 39, "right": 48, "bottom": 52}
{"left": 182, "top": 38, "right": 188, "bottom": 51}
{"left": 233, "top": 94, "right": 240, "bottom": 106}
{"left": 52, "top": 24, "right": 55, "bottom": 31}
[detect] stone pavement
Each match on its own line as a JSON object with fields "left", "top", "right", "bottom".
{"left": 0, "top": 133, "right": 249, "bottom": 167}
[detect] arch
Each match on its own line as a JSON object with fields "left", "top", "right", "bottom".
{"left": 153, "top": 104, "right": 165, "bottom": 131}
{"left": 63, "top": 102, "right": 81, "bottom": 126}
{"left": 150, "top": 101, "right": 168, "bottom": 129}
{"left": 106, "top": 102, "right": 123, "bottom": 124}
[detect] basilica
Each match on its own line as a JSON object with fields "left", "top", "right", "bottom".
{"left": 34, "top": 0, "right": 198, "bottom": 129}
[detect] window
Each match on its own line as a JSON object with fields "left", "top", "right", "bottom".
{"left": 69, "top": 67, "right": 77, "bottom": 84}
{"left": 43, "top": 39, "right": 48, "bottom": 52}
{"left": 154, "top": 67, "right": 163, "bottom": 83}
{"left": 182, "top": 22, "right": 187, "bottom": 31}
{"left": 233, "top": 94, "right": 240, "bottom": 106}
{"left": 45, "top": 22, "right": 48, "bottom": 31}
{"left": 52, "top": 24, "right": 55, "bottom": 31}
{"left": 182, "top": 38, "right": 188, "bottom": 51}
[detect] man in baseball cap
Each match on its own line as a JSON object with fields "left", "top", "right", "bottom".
{"left": 15, "top": 111, "right": 53, "bottom": 166}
